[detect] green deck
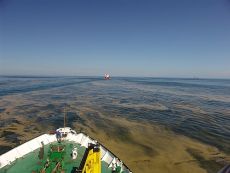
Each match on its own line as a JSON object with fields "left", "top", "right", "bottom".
{"left": 0, "top": 141, "right": 113, "bottom": 173}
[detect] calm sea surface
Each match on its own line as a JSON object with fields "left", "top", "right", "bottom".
{"left": 0, "top": 76, "right": 229, "bottom": 153}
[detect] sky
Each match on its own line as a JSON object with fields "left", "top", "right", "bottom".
{"left": 0, "top": 0, "right": 230, "bottom": 78}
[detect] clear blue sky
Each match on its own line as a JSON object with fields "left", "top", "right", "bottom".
{"left": 0, "top": 0, "right": 230, "bottom": 78}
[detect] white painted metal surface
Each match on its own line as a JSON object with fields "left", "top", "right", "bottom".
{"left": 0, "top": 134, "right": 55, "bottom": 168}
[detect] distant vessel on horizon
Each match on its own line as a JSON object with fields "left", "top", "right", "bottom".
{"left": 104, "top": 74, "right": 110, "bottom": 80}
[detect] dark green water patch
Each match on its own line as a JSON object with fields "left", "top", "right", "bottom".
{"left": 0, "top": 145, "right": 13, "bottom": 155}
{"left": 0, "top": 118, "right": 21, "bottom": 127}
{"left": 42, "top": 104, "right": 56, "bottom": 110}
{"left": 33, "top": 111, "right": 84, "bottom": 129}
{"left": 0, "top": 108, "right": 5, "bottom": 113}
{"left": 24, "top": 125, "right": 40, "bottom": 132}
{"left": 0, "top": 130, "right": 21, "bottom": 145}
{"left": 67, "top": 111, "right": 86, "bottom": 126}
{"left": 137, "top": 143, "right": 157, "bottom": 157}
{"left": 186, "top": 148, "right": 223, "bottom": 173}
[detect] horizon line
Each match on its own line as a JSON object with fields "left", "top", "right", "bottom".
{"left": 0, "top": 74, "right": 229, "bottom": 80}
